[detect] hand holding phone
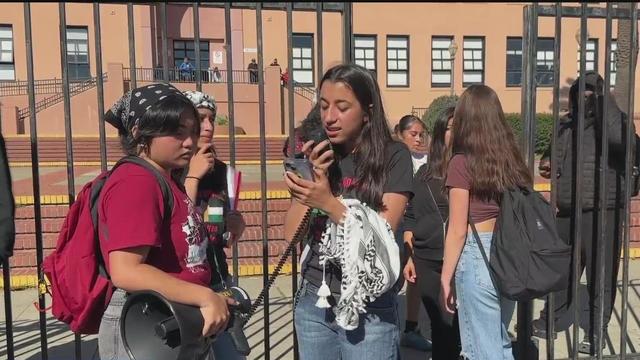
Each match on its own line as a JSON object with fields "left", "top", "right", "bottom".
{"left": 284, "top": 157, "right": 315, "bottom": 181}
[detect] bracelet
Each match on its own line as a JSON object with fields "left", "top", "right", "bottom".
{"left": 185, "top": 176, "right": 201, "bottom": 181}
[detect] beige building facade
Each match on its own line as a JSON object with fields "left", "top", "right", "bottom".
{"left": 0, "top": 2, "right": 637, "bottom": 136}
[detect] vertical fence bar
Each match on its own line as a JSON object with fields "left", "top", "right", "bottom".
{"left": 128, "top": 2, "right": 137, "bottom": 89}
{"left": 160, "top": 2, "right": 169, "bottom": 82}
{"left": 546, "top": 3, "right": 562, "bottom": 359}
{"left": 518, "top": 5, "right": 537, "bottom": 359}
{"left": 571, "top": 4, "right": 588, "bottom": 359}
{"left": 94, "top": 2, "right": 107, "bottom": 172}
{"left": 193, "top": 2, "right": 201, "bottom": 91}
{"left": 224, "top": 2, "right": 239, "bottom": 285}
{"left": 342, "top": 2, "right": 352, "bottom": 63}
{"left": 595, "top": 5, "right": 613, "bottom": 359}
{"left": 24, "top": 3, "right": 48, "bottom": 359}
{"left": 256, "top": 4, "right": 271, "bottom": 359}
{"left": 2, "top": 259, "right": 14, "bottom": 360}
{"left": 285, "top": 3, "right": 299, "bottom": 359}
{"left": 58, "top": 5, "right": 82, "bottom": 358}
{"left": 316, "top": 2, "right": 323, "bottom": 90}
{"left": 620, "top": 4, "right": 637, "bottom": 358}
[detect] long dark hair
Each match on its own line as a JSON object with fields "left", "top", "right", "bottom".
{"left": 320, "top": 64, "right": 392, "bottom": 210}
{"left": 451, "top": 85, "right": 531, "bottom": 201}
{"left": 423, "top": 106, "right": 455, "bottom": 182}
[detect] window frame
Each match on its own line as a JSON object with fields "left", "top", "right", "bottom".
{"left": 431, "top": 35, "right": 454, "bottom": 88}
{"left": 66, "top": 26, "right": 91, "bottom": 81}
{"left": 354, "top": 34, "right": 377, "bottom": 78}
{"left": 292, "top": 33, "right": 315, "bottom": 86}
{"left": 0, "top": 24, "right": 15, "bottom": 81}
{"left": 462, "top": 36, "right": 485, "bottom": 87}
{"left": 386, "top": 35, "right": 410, "bottom": 88}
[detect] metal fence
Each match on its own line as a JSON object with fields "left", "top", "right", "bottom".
{"left": 1, "top": 2, "right": 349, "bottom": 360}
{"left": 122, "top": 67, "right": 259, "bottom": 84}
{"left": 520, "top": 3, "right": 639, "bottom": 359}
{"left": 2, "top": 2, "right": 640, "bottom": 360}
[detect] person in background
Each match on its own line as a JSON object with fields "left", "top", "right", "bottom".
{"left": 394, "top": 114, "right": 433, "bottom": 352}
{"left": 534, "top": 72, "right": 632, "bottom": 355}
{"left": 211, "top": 67, "right": 223, "bottom": 83}
{"left": 403, "top": 106, "right": 461, "bottom": 359}
{"left": 248, "top": 58, "right": 259, "bottom": 84}
{"left": 183, "top": 90, "right": 247, "bottom": 359}
{"left": 0, "top": 131, "right": 15, "bottom": 265}
{"left": 270, "top": 58, "right": 280, "bottom": 67}
{"left": 441, "top": 85, "right": 532, "bottom": 359}
{"left": 179, "top": 57, "right": 195, "bottom": 81}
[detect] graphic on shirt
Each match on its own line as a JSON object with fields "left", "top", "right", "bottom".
{"left": 182, "top": 198, "right": 208, "bottom": 270}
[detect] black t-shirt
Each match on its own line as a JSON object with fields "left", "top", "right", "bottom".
{"left": 301, "top": 141, "right": 414, "bottom": 294}
{"left": 192, "top": 159, "right": 231, "bottom": 288}
{"left": 404, "top": 165, "right": 448, "bottom": 260}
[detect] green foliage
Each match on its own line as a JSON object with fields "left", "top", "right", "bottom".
{"left": 215, "top": 114, "right": 229, "bottom": 126}
{"left": 504, "top": 113, "right": 554, "bottom": 155}
{"left": 422, "top": 95, "right": 459, "bottom": 132}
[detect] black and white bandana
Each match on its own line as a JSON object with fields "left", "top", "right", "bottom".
{"left": 105, "top": 83, "right": 184, "bottom": 133}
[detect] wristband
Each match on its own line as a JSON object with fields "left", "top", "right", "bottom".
{"left": 185, "top": 176, "right": 201, "bottom": 181}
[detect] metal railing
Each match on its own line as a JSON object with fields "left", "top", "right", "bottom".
{"left": 290, "top": 81, "right": 317, "bottom": 102}
{"left": 0, "top": 78, "right": 91, "bottom": 97}
{"left": 410, "top": 106, "right": 428, "bottom": 119}
{"left": 16, "top": 74, "right": 106, "bottom": 122}
{"left": 122, "top": 67, "right": 260, "bottom": 84}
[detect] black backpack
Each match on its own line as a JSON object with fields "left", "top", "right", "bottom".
{"left": 470, "top": 187, "right": 572, "bottom": 301}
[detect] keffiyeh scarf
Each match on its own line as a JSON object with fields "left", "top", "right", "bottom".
{"left": 316, "top": 198, "right": 401, "bottom": 330}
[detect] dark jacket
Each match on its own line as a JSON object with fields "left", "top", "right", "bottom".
{"left": 404, "top": 165, "right": 448, "bottom": 260}
{"left": 0, "top": 133, "right": 15, "bottom": 264}
{"left": 542, "top": 72, "right": 633, "bottom": 214}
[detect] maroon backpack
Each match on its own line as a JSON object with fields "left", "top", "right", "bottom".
{"left": 42, "top": 156, "right": 173, "bottom": 334}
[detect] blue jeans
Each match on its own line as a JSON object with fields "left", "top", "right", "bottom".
{"left": 294, "top": 280, "right": 400, "bottom": 360}
{"left": 455, "top": 232, "right": 515, "bottom": 360}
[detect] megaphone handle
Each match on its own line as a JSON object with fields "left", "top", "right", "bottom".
{"left": 155, "top": 317, "right": 180, "bottom": 340}
{"left": 228, "top": 321, "right": 251, "bottom": 356}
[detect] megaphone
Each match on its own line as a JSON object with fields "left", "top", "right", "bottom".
{"left": 120, "top": 287, "right": 252, "bottom": 360}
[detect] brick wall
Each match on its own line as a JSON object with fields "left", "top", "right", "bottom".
{"left": 7, "top": 196, "right": 640, "bottom": 276}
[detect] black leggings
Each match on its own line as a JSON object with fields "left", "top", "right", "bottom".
{"left": 413, "top": 257, "right": 461, "bottom": 360}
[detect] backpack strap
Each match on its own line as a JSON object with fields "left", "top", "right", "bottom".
{"left": 467, "top": 214, "right": 499, "bottom": 292}
{"left": 91, "top": 155, "right": 175, "bottom": 279}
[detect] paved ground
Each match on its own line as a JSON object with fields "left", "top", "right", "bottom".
{"left": 2, "top": 261, "right": 640, "bottom": 360}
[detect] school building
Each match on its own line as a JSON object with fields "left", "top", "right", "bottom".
{"left": 0, "top": 2, "right": 637, "bottom": 138}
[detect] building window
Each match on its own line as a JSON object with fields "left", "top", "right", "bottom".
{"left": 292, "top": 34, "right": 314, "bottom": 85}
{"left": 173, "top": 40, "right": 210, "bottom": 70}
{"left": 354, "top": 35, "right": 376, "bottom": 76}
{"left": 505, "top": 37, "right": 555, "bottom": 87}
{"left": 577, "top": 38, "right": 598, "bottom": 74}
{"left": 536, "top": 38, "right": 554, "bottom": 87}
{"left": 66, "top": 27, "right": 90, "bottom": 81}
{"left": 610, "top": 40, "right": 617, "bottom": 86}
{"left": 463, "top": 37, "right": 484, "bottom": 86}
{"left": 387, "top": 35, "right": 409, "bottom": 87}
{"left": 0, "top": 25, "right": 14, "bottom": 80}
{"left": 431, "top": 36, "right": 453, "bottom": 87}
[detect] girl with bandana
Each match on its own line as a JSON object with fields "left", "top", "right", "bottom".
{"left": 183, "top": 90, "right": 247, "bottom": 360}
{"left": 98, "top": 83, "right": 234, "bottom": 360}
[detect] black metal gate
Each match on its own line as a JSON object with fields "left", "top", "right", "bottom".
{"left": 520, "top": 3, "right": 640, "bottom": 359}
{"left": 1, "top": 2, "right": 352, "bottom": 360}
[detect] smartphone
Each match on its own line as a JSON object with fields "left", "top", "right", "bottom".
{"left": 284, "top": 157, "right": 315, "bottom": 181}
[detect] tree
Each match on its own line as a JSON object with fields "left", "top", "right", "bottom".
{"left": 613, "top": 2, "right": 638, "bottom": 112}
